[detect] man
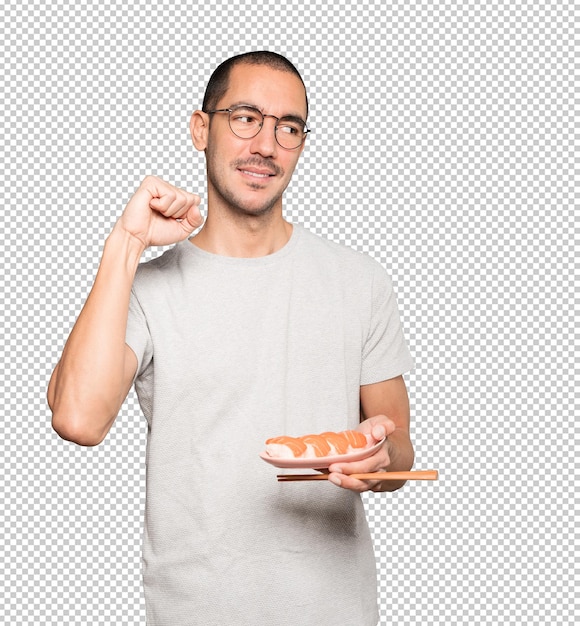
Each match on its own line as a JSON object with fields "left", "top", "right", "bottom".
{"left": 48, "top": 52, "right": 415, "bottom": 625}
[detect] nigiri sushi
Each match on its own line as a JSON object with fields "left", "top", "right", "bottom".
{"left": 341, "top": 429, "right": 368, "bottom": 450}
{"left": 264, "top": 429, "right": 370, "bottom": 459}
{"left": 264, "top": 436, "right": 307, "bottom": 459}
{"left": 301, "top": 434, "right": 332, "bottom": 457}
{"left": 320, "top": 430, "right": 368, "bottom": 454}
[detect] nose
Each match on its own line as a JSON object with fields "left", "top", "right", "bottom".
{"left": 249, "top": 116, "right": 278, "bottom": 157}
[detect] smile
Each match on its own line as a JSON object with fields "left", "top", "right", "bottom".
{"left": 239, "top": 169, "right": 275, "bottom": 178}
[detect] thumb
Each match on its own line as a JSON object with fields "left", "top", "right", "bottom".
{"left": 181, "top": 202, "right": 204, "bottom": 231}
{"left": 371, "top": 424, "right": 387, "bottom": 442}
{"left": 367, "top": 416, "right": 396, "bottom": 442}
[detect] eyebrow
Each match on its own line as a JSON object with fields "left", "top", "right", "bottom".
{"left": 228, "top": 101, "right": 307, "bottom": 125}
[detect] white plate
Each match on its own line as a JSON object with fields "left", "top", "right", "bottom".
{"left": 259, "top": 437, "right": 386, "bottom": 469}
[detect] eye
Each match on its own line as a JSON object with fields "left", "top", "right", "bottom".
{"left": 277, "top": 120, "right": 303, "bottom": 135}
{"left": 231, "top": 107, "right": 261, "bottom": 125}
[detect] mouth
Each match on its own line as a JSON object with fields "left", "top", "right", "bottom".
{"left": 238, "top": 168, "right": 276, "bottom": 179}
{"left": 234, "top": 158, "right": 280, "bottom": 182}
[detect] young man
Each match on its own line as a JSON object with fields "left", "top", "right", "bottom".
{"left": 48, "top": 52, "right": 414, "bottom": 625}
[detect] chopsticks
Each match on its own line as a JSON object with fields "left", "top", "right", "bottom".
{"left": 277, "top": 470, "right": 438, "bottom": 482}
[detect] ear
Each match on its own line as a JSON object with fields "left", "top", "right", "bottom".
{"left": 190, "top": 110, "right": 209, "bottom": 150}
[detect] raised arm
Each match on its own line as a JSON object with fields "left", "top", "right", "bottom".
{"left": 47, "top": 176, "right": 203, "bottom": 446}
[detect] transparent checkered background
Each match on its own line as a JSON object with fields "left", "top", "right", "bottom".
{"left": 1, "top": 0, "right": 576, "bottom": 624}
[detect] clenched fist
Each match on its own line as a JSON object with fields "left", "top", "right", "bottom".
{"left": 116, "top": 176, "right": 204, "bottom": 249}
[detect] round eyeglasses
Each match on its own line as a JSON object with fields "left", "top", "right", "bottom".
{"left": 205, "top": 105, "right": 310, "bottom": 150}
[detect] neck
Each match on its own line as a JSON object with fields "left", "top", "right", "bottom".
{"left": 190, "top": 204, "right": 293, "bottom": 258}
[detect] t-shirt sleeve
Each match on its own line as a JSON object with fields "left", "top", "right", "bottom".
{"left": 126, "top": 288, "right": 153, "bottom": 382}
{"left": 360, "top": 263, "right": 414, "bottom": 385}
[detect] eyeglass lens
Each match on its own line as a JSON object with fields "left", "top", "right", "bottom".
{"left": 228, "top": 106, "right": 307, "bottom": 149}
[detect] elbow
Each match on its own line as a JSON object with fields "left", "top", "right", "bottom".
{"left": 48, "top": 372, "right": 115, "bottom": 446}
{"left": 50, "top": 408, "right": 111, "bottom": 447}
{"left": 52, "top": 422, "right": 105, "bottom": 447}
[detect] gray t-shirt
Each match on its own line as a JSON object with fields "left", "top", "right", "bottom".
{"left": 126, "top": 223, "right": 413, "bottom": 626}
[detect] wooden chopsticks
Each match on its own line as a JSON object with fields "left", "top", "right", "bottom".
{"left": 277, "top": 470, "right": 438, "bottom": 482}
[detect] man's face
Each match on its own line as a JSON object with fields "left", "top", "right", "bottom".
{"left": 202, "top": 63, "right": 308, "bottom": 218}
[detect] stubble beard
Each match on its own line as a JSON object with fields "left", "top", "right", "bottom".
{"left": 207, "top": 155, "right": 288, "bottom": 219}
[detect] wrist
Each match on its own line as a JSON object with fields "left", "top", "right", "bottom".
{"left": 387, "top": 428, "right": 415, "bottom": 471}
{"left": 104, "top": 226, "right": 147, "bottom": 274}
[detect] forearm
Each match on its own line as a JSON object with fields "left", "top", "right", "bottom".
{"left": 357, "top": 377, "right": 414, "bottom": 492}
{"left": 48, "top": 226, "right": 145, "bottom": 444}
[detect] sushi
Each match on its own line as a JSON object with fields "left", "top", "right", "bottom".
{"left": 265, "top": 429, "right": 369, "bottom": 459}
{"left": 263, "top": 436, "right": 307, "bottom": 459}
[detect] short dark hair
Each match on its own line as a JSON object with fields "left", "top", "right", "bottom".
{"left": 202, "top": 51, "right": 309, "bottom": 118}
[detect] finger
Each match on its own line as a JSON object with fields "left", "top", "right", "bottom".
{"left": 381, "top": 416, "right": 396, "bottom": 431}
{"left": 150, "top": 190, "right": 189, "bottom": 216}
{"left": 367, "top": 422, "right": 394, "bottom": 445}
{"left": 175, "top": 190, "right": 201, "bottom": 211}
{"left": 178, "top": 202, "right": 204, "bottom": 231}
{"left": 328, "top": 449, "right": 390, "bottom": 476}
{"left": 328, "top": 472, "right": 380, "bottom": 493}
{"left": 359, "top": 416, "right": 396, "bottom": 441}
{"left": 369, "top": 424, "right": 387, "bottom": 443}
{"left": 146, "top": 179, "right": 200, "bottom": 216}
{"left": 141, "top": 176, "right": 175, "bottom": 209}
{"left": 149, "top": 194, "right": 174, "bottom": 214}
{"left": 168, "top": 192, "right": 201, "bottom": 218}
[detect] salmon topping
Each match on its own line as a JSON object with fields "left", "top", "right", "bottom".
{"left": 265, "top": 429, "right": 369, "bottom": 458}
{"left": 265, "top": 436, "right": 307, "bottom": 456}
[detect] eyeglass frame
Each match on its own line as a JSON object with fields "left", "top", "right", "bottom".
{"left": 204, "top": 105, "right": 310, "bottom": 150}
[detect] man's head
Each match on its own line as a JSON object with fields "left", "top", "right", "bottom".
{"left": 191, "top": 52, "right": 309, "bottom": 219}
{"left": 202, "top": 51, "right": 309, "bottom": 120}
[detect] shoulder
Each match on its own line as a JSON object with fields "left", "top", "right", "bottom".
{"left": 133, "top": 244, "right": 182, "bottom": 290}
{"left": 296, "top": 224, "right": 387, "bottom": 280}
